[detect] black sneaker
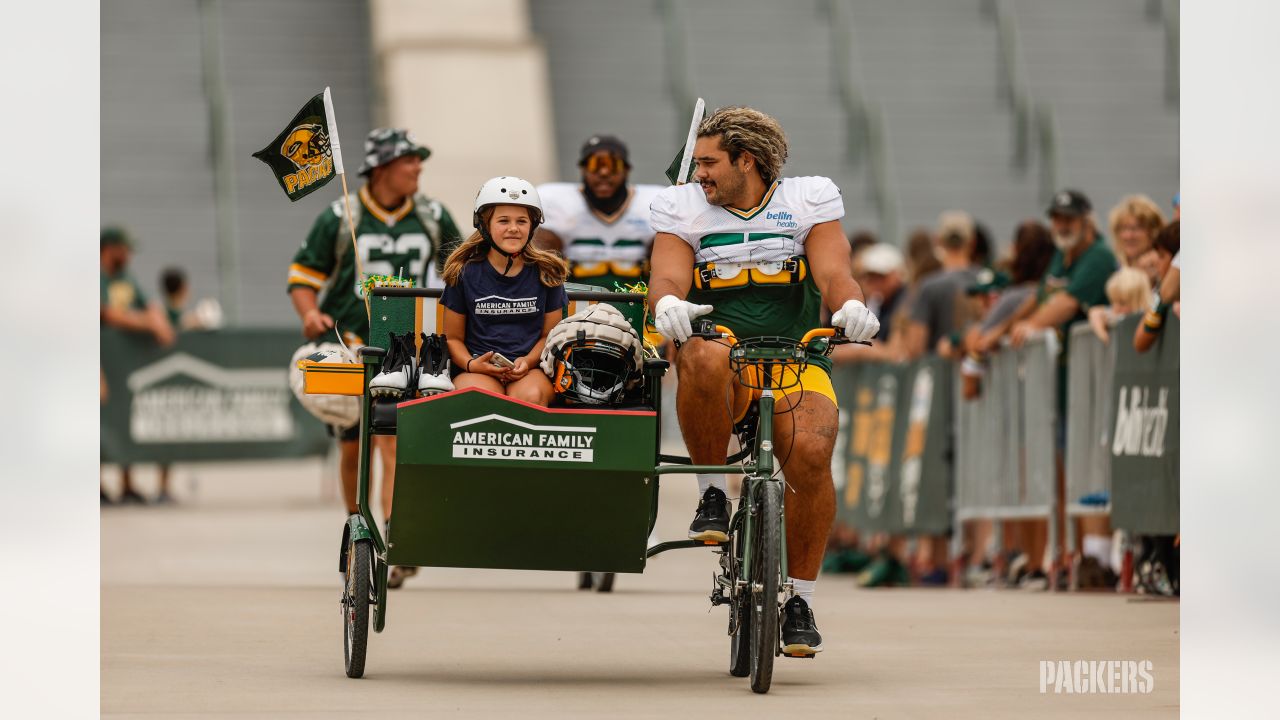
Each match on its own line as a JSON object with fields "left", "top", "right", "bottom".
{"left": 417, "top": 333, "right": 454, "bottom": 395}
{"left": 418, "top": 333, "right": 449, "bottom": 375}
{"left": 369, "top": 332, "right": 418, "bottom": 397}
{"left": 781, "top": 596, "right": 823, "bottom": 655}
{"left": 688, "top": 486, "right": 731, "bottom": 543}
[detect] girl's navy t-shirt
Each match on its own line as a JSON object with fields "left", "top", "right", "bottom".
{"left": 441, "top": 260, "right": 567, "bottom": 359}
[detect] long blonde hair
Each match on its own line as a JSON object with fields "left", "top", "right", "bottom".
{"left": 442, "top": 206, "right": 568, "bottom": 287}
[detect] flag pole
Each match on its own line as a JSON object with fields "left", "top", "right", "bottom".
{"left": 322, "top": 87, "right": 372, "bottom": 332}
{"left": 676, "top": 97, "right": 706, "bottom": 185}
{"left": 322, "top": 87, "right": 361, "bottom": 278}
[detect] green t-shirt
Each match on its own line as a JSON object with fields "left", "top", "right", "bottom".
{"left": 1038, "top": 236, "right": 1118, "bottom": 331}
{"left": 288, "top": 187, "right": 462, "bottom": 345}
{"left": 100, "top": 269, "right": 147, "bottom": 321}
{"left": 1038, "top": 237, "right": 1118, "bottom": 414}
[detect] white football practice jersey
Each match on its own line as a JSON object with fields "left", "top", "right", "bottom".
{"left": 538, "top": 182, "right": 663, "bottom": 265}
{"left": 649, "top": 176, "right": 844, "bottom": 264}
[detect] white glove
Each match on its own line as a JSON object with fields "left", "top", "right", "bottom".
{"left": 831, "top": 299, "right": 880, "bottom": 342}
{"left": 653, "top": 295, "right": 714, "bottom": 343}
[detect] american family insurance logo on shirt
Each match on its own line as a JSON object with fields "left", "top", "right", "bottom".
{"left": 1039, "top": 660, "right": 1154, "bottom": 694}
{"left": 474, "top": 294, "right": 538, "bottom": 315}
{"left": 449, "top": 414, "right": 596, "bottom": 462}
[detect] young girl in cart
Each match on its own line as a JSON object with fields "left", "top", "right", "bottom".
{"left": 441, "top": 176, "right": 568, "bottom": 407}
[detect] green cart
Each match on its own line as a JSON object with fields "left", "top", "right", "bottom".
{"left": 328, "top": 287, "right": 851, "bottom": 694}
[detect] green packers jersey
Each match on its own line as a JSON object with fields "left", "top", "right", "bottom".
{"left": 288, "top": 185, "right": 462, "bottom": 345}
{"left": 650, "top": 176, "right": 844, "bottom": 367}
{"left": 101, "top": 269, "right": 147, "bottom": 319}
{"left": 537, "top": 182, "right": 662, "bottom": 292}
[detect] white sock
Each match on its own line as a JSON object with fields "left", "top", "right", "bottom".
{"left": 697, "top": 473, "right": 727, "bottom": 495}
{"left": 1083, "top": 535, "right": 1113, "bottom": 570}
{"left": 790, "top": 577, "right": 816, "bottom": 609}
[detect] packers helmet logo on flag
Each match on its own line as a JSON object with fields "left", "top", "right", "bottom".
{"left": 281, "top": 124, "right": 331, "bottom": 170}
{"left": 251, "top": 91, "right": 339, "bottom": 202}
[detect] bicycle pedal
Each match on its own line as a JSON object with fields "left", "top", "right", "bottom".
{"left": 785, "top": 652, "right": 817, "bottom": 659}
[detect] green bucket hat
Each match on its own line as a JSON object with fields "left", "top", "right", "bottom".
{"left": 358, "top": 128, "right": 431, "bottom": 177}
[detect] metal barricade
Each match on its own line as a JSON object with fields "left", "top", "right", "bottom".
{"left": 1064, "top": 322, "right": 1117, "bottom": 577}
{"left": 952, "top": 331, "right": 1059, "bottom": 582}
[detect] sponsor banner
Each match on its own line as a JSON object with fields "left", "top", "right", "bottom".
{"left": 396, "top": 389, "right": 653, "bottom": 473}
{"left": 449, "top": 415, "right": 597, "bottom": 463}
{"left": 1109, "top": 314, "right": 1179, "bottom": 534}
{"left": 833, "top": 357, "right": 952, "bottom": 534}
{"left": 101, "top": 328, "right": 330, "bottom": 463}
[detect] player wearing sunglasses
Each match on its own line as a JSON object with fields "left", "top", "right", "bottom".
{"left": 535, "top": 135, "right": 663, "bottom": 292}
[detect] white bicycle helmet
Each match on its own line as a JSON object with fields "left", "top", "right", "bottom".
{"left": 472, "top": 176, "right": 544, "bottom": 275}
{"left": 472, "top": 176, "right": 543, "bottom": 228}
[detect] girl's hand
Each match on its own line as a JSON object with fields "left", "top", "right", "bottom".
{"left": 467, "top": 351, "right": 505, "bottom": 377}
{"left": 504, "top": 357, "right": 531, "bottom": 382}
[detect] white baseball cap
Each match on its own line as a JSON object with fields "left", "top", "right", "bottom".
{"left": 860, "top": 243, "right": 905, "bottom": 275}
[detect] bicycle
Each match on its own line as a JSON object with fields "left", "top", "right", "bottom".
{"left": 313, "top": 287, "right": 863, "bottom": 694}
{"left": 661, "top": 320, "right": 862, "bottom": 693}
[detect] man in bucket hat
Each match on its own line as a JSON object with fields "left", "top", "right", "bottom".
{"left": 286, "top": 127, "right": 463, "bottom": 589}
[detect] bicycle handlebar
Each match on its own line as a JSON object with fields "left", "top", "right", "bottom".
{"left": 686, "top": 321, "right": 872, "bottom": 350}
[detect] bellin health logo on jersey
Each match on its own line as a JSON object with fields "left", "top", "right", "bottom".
{"left": 252, "top": 92, "right": 337, "bottom": 202}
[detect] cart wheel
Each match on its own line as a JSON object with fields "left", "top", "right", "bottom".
{"left": 728, "top": 509, "right": 751, "bottom": 677}
{"left": 343, "top": 539, "right": 372, "bottom": 678}
{"left": 577, "top": 572, "right": 594, "bottom": 590}
{"left": 593, "top": 573, "right": 616, "bottom": 593}
{"left": 749, "top": 481, "right": 782, "bottom": 694}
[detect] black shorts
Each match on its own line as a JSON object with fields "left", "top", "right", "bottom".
{"left": 327, "top": 423, "right": 360, "bottom": 443}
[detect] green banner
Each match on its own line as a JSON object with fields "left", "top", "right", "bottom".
{"left": 833, "top": 357, "right": 952, "bottom": 534}
{"left": 390, "top": 389, "right": 657, "bottom": 572}
{"left": 100, "top": 328, "right": 330, "bottom": 463}
{"left": 1109, "top": 314, "right": 1179, "bottom": 534}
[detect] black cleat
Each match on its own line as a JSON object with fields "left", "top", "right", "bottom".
{"left": 781, "top": 596, "right": 823, "bottom": 656}
{"left": 369, "top": 331, "right": 418, "bottom": 397}
{"left": 688, "top": 486, "right": 731, "bottom": 543}
{"left": 417, "top": 333, "right": 454, "bottom": 395}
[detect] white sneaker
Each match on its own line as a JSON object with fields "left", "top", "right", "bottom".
{"left": 369, "top": 332, "right": 417, "bottom": 397}
{"left": 418, "top": 371, "right": 454, "bottom": 395}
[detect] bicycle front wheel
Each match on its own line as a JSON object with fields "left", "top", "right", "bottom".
{"left": 749, "top": 480, "right": 782, "bottom": 693}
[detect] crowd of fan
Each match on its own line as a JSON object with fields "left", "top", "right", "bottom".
{"left": 826, "top": 188, "right": 1181, "bottom": 592}
{"left": 100, "top": 227, "right": 224, "bottom": 506}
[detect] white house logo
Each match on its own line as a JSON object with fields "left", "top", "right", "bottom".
{"left": 1112, "top": 386, "right": 1169, "bottom": 458}
{"left": 450, "top": 414, "right": 596, "bottom": 462}
{"left": 126, "top": 353, "right": 293, "bottom": 443}
{"left": 474, "top": 295, "right": 538, "bottom": 316}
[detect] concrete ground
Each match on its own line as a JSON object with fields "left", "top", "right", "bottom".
{"left": 102, "top": 459, "right": 1178, "bottom": 719}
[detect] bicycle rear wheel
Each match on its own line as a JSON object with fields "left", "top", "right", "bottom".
{"left": 728, "top": 498, "right": 751, "bottom": 677}
{"left": 749, "top": 480, "right": 782, "bottom": 693}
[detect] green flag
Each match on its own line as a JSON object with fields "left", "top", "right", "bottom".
{"left": 664, "top": 97, "right": 707, "bottom": 185}
{"left": 252, "top": 92, "right": 338, "bottom": 201}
